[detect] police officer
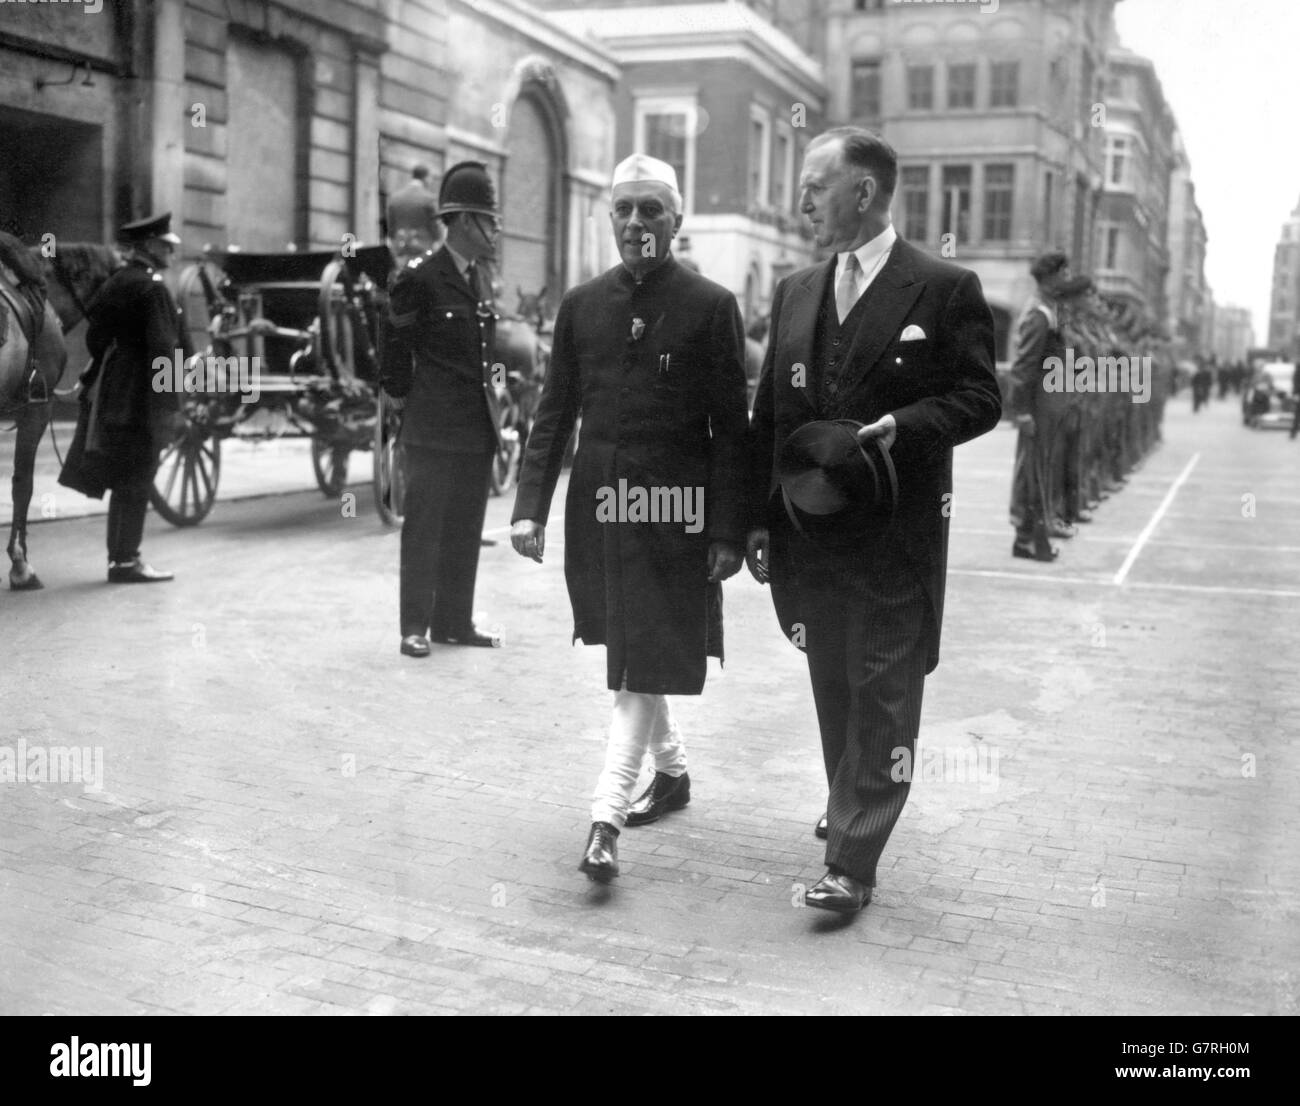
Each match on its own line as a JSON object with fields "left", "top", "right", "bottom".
{"left": 386, "top": 165, "right": 441, "bottom": 264}
{"left": 380, "top": 162, "right": 505, "bottom": 656}
{"left": 59, "top": 212, "right": 182, "bottom": 582}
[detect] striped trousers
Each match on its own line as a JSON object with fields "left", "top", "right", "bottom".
{"left": 775, "top": 535, "right": 930, "bottom": 887}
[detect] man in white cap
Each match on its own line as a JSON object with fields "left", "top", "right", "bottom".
{"left": 510, "top": 154, "right": 750, "bottom": 883}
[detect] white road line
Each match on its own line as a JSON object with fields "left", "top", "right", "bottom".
{"left": 949, "top": 568, "right": 1300, "bottom": 600}
{"left": 1113, "top": 453, "right": 1201, "bottom": 586}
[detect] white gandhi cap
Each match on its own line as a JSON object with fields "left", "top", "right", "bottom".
{"left": 611, "top": 153, "right": 680, "bottom": 193}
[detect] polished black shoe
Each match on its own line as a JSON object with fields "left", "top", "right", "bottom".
{"left": 431, "top": 626, "right": 501, "bottom": 648}
{"left": 625, "top": 771, "right": 690, "bottom": 827}
{"left": 107, "top": 560, "right": 173, "bottom": 584}
{"left": 804, "top": 869, "right": 872, "bottom": 914}
{"left": 814, "top": 813, "right": 828, "bottom": 840}
{"left": 1071, "top": 509, "right": 1094, "bottom": 524}
{"left": 400, "top": 635, "right": 430, "bottom": 657}
{"left": 1012, "top": 539, "right": 1058, "bottom": 562}
{"left": 579, "top": 821, "right": 619, "bottom": 882}
{"left": 1048, "top": 518, "right": 1077, "bottom": 540}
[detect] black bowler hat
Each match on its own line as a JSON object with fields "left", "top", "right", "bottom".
{"left": 118, "top": 212, "right": 181, "bottom": 246}
{"left": 438, "top": 161, "right": 498, "bottom": 218}
{"left": 777, "top": 419, "right": 898, "bottom": 544}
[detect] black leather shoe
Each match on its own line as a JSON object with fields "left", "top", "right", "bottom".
{"left": 431, "top": 626, "right": 501, "bottom": 648}
{"left": 814, "top": 813, "right": 828, "bottom": 840}
{"left": 579, "top": 821, "right": 619, "bottom": 882}
{"left": 1012, "top": 539, "right": 1058, "bottom": 562}
{"left": 804, "top": 869, "right": 872, "bottom": 913}
{"left": 625, "top": 771, "right": 690, "bottom": 827}
{"left": 1048, "top": 518, "right": 1077, "bottom": 539}
{"left": 400, "top": 635, "right": 430, "bottom": 657}
{"left": 107, "top": 560, "right": 173, "bottom": 583}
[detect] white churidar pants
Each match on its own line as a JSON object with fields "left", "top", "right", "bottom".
{"left": 590, "top": 689, "right": 687, "bottom": 828}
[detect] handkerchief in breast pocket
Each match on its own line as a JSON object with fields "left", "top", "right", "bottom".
{"left": 899, "top": 324, "right": 927, "bottom": 342}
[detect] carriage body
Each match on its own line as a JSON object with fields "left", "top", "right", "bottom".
{"left": 157, "top": 244, "right": 405, "bottom": 525}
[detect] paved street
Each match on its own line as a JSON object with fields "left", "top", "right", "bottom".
{"left": 1, "top": 394, "right": 1296, "bottom": 1016}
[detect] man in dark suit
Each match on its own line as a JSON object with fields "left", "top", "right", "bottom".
{"left": 380, "top": 162, "right": 505, "bottom": 657}
{"left": 747, "top": 127, "right": 1001, "bottom": 915}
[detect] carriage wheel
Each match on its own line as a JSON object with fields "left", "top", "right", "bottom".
{"left": 490, "top": 397, "right": 523, "bottom": 497}
{"left": 150, "top": 408, "right": 220, "bottom": 527}
{"left": 373, "top": 390, "right": 406, "bottom": 527}
{"left": 318, "top": 259, "right": 357, "bottom": 381}
{"left": 311, "top": 438, "right": 350, "bottom": 497}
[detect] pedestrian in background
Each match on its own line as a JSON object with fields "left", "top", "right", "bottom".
{"left": 386, "top": 164, "right": 441, "bottom": 265}
{"left": 1007, "top": 251, "right": 1072, "bottom": 561}
{"left": 59, "top": 213, "right": 182, "bottom": 583}
{"left": 510, "top": 154, "right": 750, "bottom": 884}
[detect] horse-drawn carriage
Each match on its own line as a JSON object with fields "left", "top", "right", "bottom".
{"left": 162, "top": 244, "right": 546, "bottom": 528}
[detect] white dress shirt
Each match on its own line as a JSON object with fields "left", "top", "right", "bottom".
{"left": 835, "top": 223, "right": 898, "bottom": 319}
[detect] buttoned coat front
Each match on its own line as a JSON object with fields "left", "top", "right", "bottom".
{"left": 511, "top": 256, "right": 750, "bottom": 695}
{"left": 380, "top": 245, "right": 502, "bottom": 454}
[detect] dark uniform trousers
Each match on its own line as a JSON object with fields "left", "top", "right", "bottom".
{"left": 399, "top": 446, "right": 493, "bottom": 637}
{"left": 791, "top": 282, "right": 931, "bottom": 888}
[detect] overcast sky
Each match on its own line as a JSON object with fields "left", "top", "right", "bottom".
{"left": 1113, "top": 0, "right": 1299, "bottom": 343}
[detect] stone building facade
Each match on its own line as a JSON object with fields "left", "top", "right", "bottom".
{"left": 0, "top": 0, "right": 620, "bottom": 315}
{"left": 825, "top": 0, "right": 1120, "bottom": 359}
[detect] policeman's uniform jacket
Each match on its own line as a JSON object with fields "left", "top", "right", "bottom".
{"left": 60, "top": 258, "right": 181, "bottom": 497}
{"left": 380, "top": 245, "right": 503, "bottom": 454}
{"left": 511, "top": 254, "right": 751, "bottom": 696}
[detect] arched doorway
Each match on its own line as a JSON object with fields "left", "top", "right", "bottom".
{"left": 501, "top": 81, "right": 565, "bottom": 317}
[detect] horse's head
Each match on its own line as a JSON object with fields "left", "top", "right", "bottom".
{"left": 514, "top": 285, "right": 547, "bottom": 328}
{"left": 38, "top": 242, "right": 124, "bottom": 329}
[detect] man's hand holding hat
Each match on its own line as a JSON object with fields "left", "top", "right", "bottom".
{"left": 855, "top": 412, "right": 896, "bottom": 451}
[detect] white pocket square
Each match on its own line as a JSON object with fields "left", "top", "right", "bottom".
{"left": 899, "top": 325, "right": 927, "bottom": 342}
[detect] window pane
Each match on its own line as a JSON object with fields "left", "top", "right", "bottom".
{"left": 852, "top": 60, "right": 882, "bottom": 119}
{"left": 948, "top": 64, "right": 976, "bottom": 109}
{"left": 983, "top": 164, "right": 1014, "bottom": 241}
{"left": 644, "top": 113, "right": 688, "bottom": 200}
{"left": 901, "top": 166, "right": 929, "bottom": 241}
{"left": 906, "top": 65, "right": 933, "bottom": 110}
{"left": 991, "top": 61, "right": 1019, "bottom": 108}
{"left": 941, "top": 165, "right": 972, "bottom": 243}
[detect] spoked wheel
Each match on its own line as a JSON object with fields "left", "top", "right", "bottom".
{"left": 311, "top": 438, "right": 350, "bottom": 496}
{"left": 373, "top": 390, "right": 406, "bottom": 527}
{"left": 490, "top": 394, "right": 523, "bottom": 497}
{"left": 150, "top": 407, "right": 220, "bottom": 526}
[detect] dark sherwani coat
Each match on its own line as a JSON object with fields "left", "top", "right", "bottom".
{"left": 59, "top": 258, "right": 180, "bottom": 498}
{"left": 511, "top": 256, "right": 750, "bottom": 695}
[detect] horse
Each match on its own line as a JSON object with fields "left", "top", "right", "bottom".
{"left": 0, "top": 234, "right": 122, "bottom": 589}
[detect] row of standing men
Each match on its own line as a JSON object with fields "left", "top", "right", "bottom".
{"left": 1007, "top": 250, "right": 1173, "bottom": 562}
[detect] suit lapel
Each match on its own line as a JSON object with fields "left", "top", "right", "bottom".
{"left": 782, "top": 259, "right": 834, "bottom": 416}
{"left": 837, "top": 238, "right": 925, "bottom": 397}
